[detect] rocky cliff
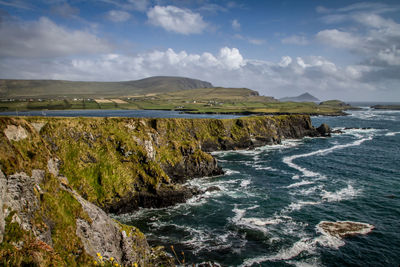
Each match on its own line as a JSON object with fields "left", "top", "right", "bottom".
{"left": 0, "top": 115, "right": 324, "bottom": 266}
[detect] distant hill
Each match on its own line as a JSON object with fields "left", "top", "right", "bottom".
{"left": 157, "top": 87, "right": 277, "bottom": 102}
{"left": 0, "top": 76, "right": 213, "bottom": 98}
{"left": 279, "top": 92, "right": 320, "bottom": 102}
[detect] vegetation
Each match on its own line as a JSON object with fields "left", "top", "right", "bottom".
{"left": 0, "top": 87, "right": 353, "bottom": 116}
{"left": 0, "top": 76, "right": 212, "bottom": 98}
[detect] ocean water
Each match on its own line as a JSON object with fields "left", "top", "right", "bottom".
{"left": 115, "top": 107, "right": 400, "bottom": 266}
{"left": 0, "top": 109, "right": 240, "bottom": 119}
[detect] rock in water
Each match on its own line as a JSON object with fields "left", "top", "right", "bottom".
{"left": 317, "top": 221, "right": 374, "bottom": 238}
{"left": 317, "top": 123, "right": 331, "bottom": 137}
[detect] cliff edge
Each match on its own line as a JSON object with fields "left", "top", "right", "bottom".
{"left": 0, "top": 115, "right": 324, "bottom": 265}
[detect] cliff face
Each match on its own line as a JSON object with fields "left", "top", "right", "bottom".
{"left": 0, "top": 115, "right": 322, "bottom": 266}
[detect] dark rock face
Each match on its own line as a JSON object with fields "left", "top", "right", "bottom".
{"left": 162, "top": 154, "right": 223, "bottom": 183}
{"left": 317, "top": 123, "right": 331, "bottom": 137}
{"left": 105, "top": 185, "right": 201, "bottom": 214}
{"left": 205, "top": 186, "right": 221, "bottom": 192}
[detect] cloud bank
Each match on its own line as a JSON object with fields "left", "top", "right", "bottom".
{"left": 0, "top": 17, "right": 111, "bottom": 58}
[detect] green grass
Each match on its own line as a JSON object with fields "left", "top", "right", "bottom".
{"left": 0, "top": 87, "right": 353, "bottom": 115}
{"left": 0, "top": 76, "right": 212, "bottom": 98}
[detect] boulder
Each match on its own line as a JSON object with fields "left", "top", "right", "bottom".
{"left": 317, "top": 221, "right": 374, "bottom": 238}
{"left": 317, "top": 123, "right": 331, "bottom": 137}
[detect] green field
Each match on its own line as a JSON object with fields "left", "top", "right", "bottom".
{"left": 0, "top": 88, "right": 353, "bottom": 116}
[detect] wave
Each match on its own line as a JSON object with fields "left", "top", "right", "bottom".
{"left": 224, "top": 169, "right": 240, "bottom": 175}
{"left": 349, "top": 109, "right": 400, "bottom": 121}
{"left": 254, "top": 165, "right": 279, "bottom": 171}
{"left": 211, "top": 139, "right": 303, "bottom": 158}
{"left": 283, "top": 183, "right": 361, "bottom": 215}
{"left": 321, "top": 184, "right": 361, "bottom": 202}
{"left": 240, "top": 179, "right": 251, "bottom": 188}
{"left": 286, "top": 180, "right": 314, "bottom": 188}
{"left": 385, "top": 131, "right": 400, "bottom": 136}
{"left": 282, "top": 134, "right": 373, "bottom": 178}
{"left": 231, "top": 205, "right": 281, "bottom": 234}
{"left": 240, "top": 237, "right": 319, "bottom": 267}
{"left": 290, "top": 185, "right": 324, "bottom": 197}
{"left": 283, "top": 201, "right": 322, "bottom": 213}
{"left": 239, "top": 220, "right": 352, "bottom": 267}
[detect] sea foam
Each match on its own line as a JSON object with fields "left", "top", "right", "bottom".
{"left": 282, "top": 134, "right": 373, "bottom": 178}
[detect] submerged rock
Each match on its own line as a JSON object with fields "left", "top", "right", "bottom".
{"left": 205, "top": 186, "right": 221, "bottom": 192}
{"left": 317, "top": 221, "right": 374, "bottom": 238}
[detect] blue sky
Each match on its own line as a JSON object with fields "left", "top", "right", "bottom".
{"left": 1, "top": 0, "right": 400, "bottom": 101}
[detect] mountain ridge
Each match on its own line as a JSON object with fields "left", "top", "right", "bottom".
{"left": 279, "top": 92, "right": 320, "bottom": 102}
{"left": 0, "top": 76, "right": 213, "bottom": 98}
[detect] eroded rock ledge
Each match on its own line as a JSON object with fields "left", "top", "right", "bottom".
{"left": 0, "top": 115, "right": 327, "bottom": 265}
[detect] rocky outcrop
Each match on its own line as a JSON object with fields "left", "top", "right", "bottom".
{"left": 317, "top": 123, "right": 331, "bottom": 137}
{"left": 0, "top": 168, "right": 172, "bottom": 266}
{"left": 0, "top": 170, "right": 6, "bottom": 243}
{"left": 317, "top": 221, "right": 374, "bottom": 238}
{"left": 4, "top": 125, "right": 28, "bottom": 141}
{"left": 105, "top": 185, "right": 200, "bottom": 214}
{"left": 70, "top": 185, "right": 170, "bottom": 266}
{"left": 0, "top": 118, "right": 173, "bottom": 266}
{"left": 161, "top": 146, "right": 224, "bottom": 183}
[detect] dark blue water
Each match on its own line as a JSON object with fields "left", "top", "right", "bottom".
{"left": 0, "top": 109, "right": 241, "bottom": 119}
{"left": 116, "top": 108, "right": 400, "bottom": 266}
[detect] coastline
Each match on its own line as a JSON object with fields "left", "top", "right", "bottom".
{"left": 0, "top": 114, "right": 328, "bottom": 265}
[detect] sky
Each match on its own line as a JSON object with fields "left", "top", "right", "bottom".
{"left": 0, "top": 0, "right": 400, "bottom": 101}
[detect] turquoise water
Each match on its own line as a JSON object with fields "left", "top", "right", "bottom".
{"left": 116, "top": 107, "right": 400, "bottom": 266}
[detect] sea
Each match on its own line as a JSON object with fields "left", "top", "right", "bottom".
{"left": 114, "top": 105, "right": 400, "bottom": 266}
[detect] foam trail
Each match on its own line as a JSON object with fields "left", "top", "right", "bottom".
{"left": 240, "top": 227, "right": 346, "bottom": 267}
{"left": 283, "top": 135, "right": 373, "bottom": 177}
{"left": 385, "top": 131, "right": 400, "bottom": 136}
{"left": 240, "top": 179, "right": 251, "bottom": 188}
{"left": 321, "top": 184, "right": 361, "bottom": 202}
{"left": 240, "top": 238, "right": 318, "bottom": 267}
{"left": 286, "top": 180, "right": 314, "bottom": 188}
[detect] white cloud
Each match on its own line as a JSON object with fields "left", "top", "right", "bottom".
{"left": 316, "top": 29, "right": 361, "bottom": 48}
{"left": 0, "top": 0, "right": 30, "bottom": 9}
{"left": 147, "top": 5, "right": 207, "bottom": 34}
{"left": 279, "top": 56, "right": 292, "bottom": 67}
{"left": 234, "top": 34, "right": 265, "bottom": 45}
{"left": 281, "top": 35, "right": 309, "bottom": 45}
{"left": 51, "top": 3, "right": 80, "bottom": 19}
{"left": 248, "top": 38, "right": 265, "bottom": 45}
{"left": 317, "top": 3, "right": 400, "bottom": 66}
{"left": 198, "top": 3, "right": 227, "bottom": 14}
{"left": 377, "top": 46, "right": 400, "bottom": 66}
{"left": 106, "top": 10, "right": 131, "bottom": 22}
{"left": 316, "top": 6, "right": 329, "bottom": 14}
{"left": 0, "top": 17, "right": 111, "bottom": 58}
{"left": 232, "top": 19, "right": 240, "bottom": 30}
{"left": 98, "top": 0, "right": 149, "bottom": 12}
{"left": 218, "top": 47, "right": 244, "bottom": 70}
{"left": 127, "top": 0, "right": 148, "bottom": 12}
